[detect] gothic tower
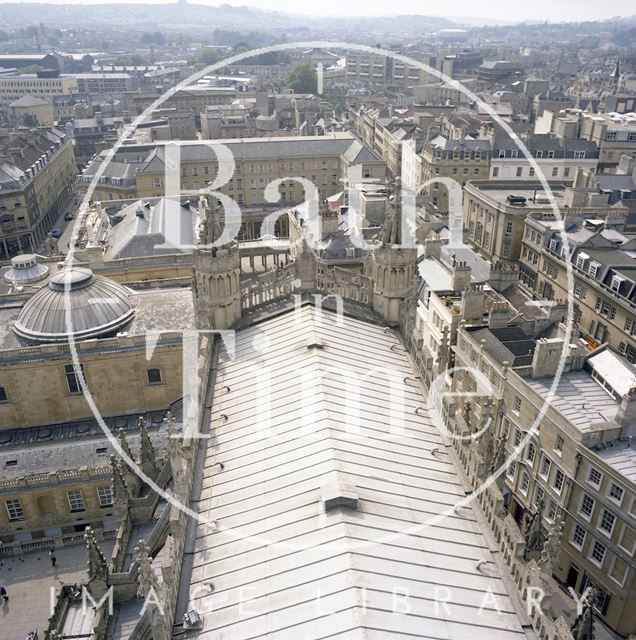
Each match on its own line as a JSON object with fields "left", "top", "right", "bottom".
{"left": 193, "top": 193, "right": 241, "bottom": 330}
{"left": 369, "top": 180, "right": 418, "bottom": 324}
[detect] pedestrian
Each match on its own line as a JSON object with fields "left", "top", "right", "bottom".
{"left": 0, "top": 585, "right": 7, "bottom": 602}
{"left": 49, "top": 549, "right": 56, "bottom": 567}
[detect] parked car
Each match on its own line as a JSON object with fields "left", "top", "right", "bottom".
{"left": 64, "top": 212, "right": 74, "bottom": 221}
{"left": 50, "top": 228, "right": 63, "bottom": 239}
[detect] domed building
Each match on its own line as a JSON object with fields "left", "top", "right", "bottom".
{"left": 4, "top": 254, "right": 49, "bottom": 287}
{"left": 12, "top": 267, "right": 135, "bottom": 344}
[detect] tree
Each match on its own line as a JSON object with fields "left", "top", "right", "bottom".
{"left": 232, "top": 42, "right": 251, "bottom": 54}
{"left": 196, "top": 48, "right": 224, "bottom": 65}
{"left": 114, "top": 54, "right": 145, "bottom": 66}
{"left": 287, "top": 63, "right": 317, "bottom": 94}
{"left": 141, "top": 31, "right": 166, "bottom": 46}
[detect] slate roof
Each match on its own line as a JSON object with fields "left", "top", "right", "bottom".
{"left": 104, "top": 198, "right": 197, "bottom": 260}
{"left": 137, "top": 134, "right": 367, "bottom": 174}
{"left": 469, "top": 326, "right": 536, "bottom": 367}
{"left": 426, "top": 135, "right": 491, "bottom": 152}
{"left": 9, "top": 94, "right": 50, "bottom": 107}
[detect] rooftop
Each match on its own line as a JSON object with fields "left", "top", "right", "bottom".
{"left": 596, "top": 440, "right": 636, "bottom": 484}
{"left": 0, "top": 283, "right": 193, "bottom": 352}
{"left": 12, "top": 267, "right": 135, "bottom": 344}
{"left": 137, "top": 133, "right": 366, "bottom": 172}
{"left": 466, "top": 181, "right": 568, "bottom": 209}
{"left": 9, "top": 94, "right": 50, "bottom": 108}
{"left": 103, "top": 198, "right": 197, "bottom": 261}
{"left": 470, "top": 326, "right": 537, "bottom": 367}
{"left": 178, "top": 305, "right": 529, "bottom": 639}
{"left": 527, "top": 371, "right": 622, "bottom": 433}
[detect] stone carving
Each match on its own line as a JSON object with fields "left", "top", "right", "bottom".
{"left": 111, "top": 455, "right": 131, "bottom": 506}
{"left": 139, "top": 416, "right": 158, "bottom": 479}
{"left": 85, "top": 526, "right": 108, "bottom": 583}
{"left": 539, "top": 511, "right": 564, "bottom": 575}
{"left": 118, "top": 427, "right": 134, "bottom": 462}
{"left": 523, "top": 499, "right": 546, "bottom": 559}
{"left": 571, "top": 587, "right": 599, "bottom": 640}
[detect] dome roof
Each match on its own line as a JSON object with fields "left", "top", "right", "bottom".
{"left": 4, "top": 254, "right": 49, "bottom": 285}
{"left": 13, "top": 267, "right": 135, "bottom": 343}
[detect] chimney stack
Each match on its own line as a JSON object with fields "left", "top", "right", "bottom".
{"left": 488, "top": 301, "right": 509, "bottom": 329}
{"left": 461, "top": 284, "right": 485, "bottom": 322}
{"left": 615, "top": 388, "right": 636, "bottom": 438}
{"left": 451, "top": 260, "right": 471, "bottom": 292}
{"left": 423, "top": 238, "right": 442, "bottom": 259}
{"left": 531, "top": 337, "right": 564, "bottom": 378}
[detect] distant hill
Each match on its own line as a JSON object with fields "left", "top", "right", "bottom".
{"left": 0, "top": 2, "right": 458, "bottom": 34}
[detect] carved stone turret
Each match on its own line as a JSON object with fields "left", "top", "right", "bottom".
{"left": 85, "top": 526, "right": 109, "bottom": 597}
{"left": 136, "top": 540, "right": 168, "bottom": 640}
{"left": 118, "top": 427, "right": 134, "bottom": 461}
{"left": 193, "top": 192, "right": 241, "bottom": 330}
{"left": 165, "top": 412, "right": 186, "bottom": 474}
{"left": 523, "top": 500, "right": 546, "bottom": 560}
{"left": 118, "top": 428, "right": 141, "bottom": 497}
{"left": 111, "top": 455, "right": 131, "bottom": 519}
{"left": 476, "top": 400, "right": 495, "bottom": 477}
{"left": 294, "top": 236, "right": 317, "bottom": 293}
{"left": 488, "top": 432, "right": 507, "bottom": 477}
{"left": 540, "top": 511, "right": 564, "bottom": 576}
{"left": 435, "top": 326, "right": 450, "bottom": 373}
{"left": 369, "top": 179, "right": 418, "bottom": 324}
{"left": 571, "top": 588, "right": 598, "bottom": 640}
{"left": 138, "top": 416, "right": 159, "bottom": 480}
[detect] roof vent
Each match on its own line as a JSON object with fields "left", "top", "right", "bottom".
{"left": 305, "top": 332, "right": 324, "bottom": 350}
{"left": 322, "top": 480, "right": 358, "bottom": 511}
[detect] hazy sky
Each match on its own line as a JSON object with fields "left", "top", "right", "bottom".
{"left": 1, "top": 0, "right": 634, "bottom": 22}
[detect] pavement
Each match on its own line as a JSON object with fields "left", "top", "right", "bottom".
{"left": 0, "top": 538, "right": 114, "bottom": 640}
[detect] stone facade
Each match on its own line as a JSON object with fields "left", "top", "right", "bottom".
{"left": 0, "top": 128, "right": 76, "bottom": 257}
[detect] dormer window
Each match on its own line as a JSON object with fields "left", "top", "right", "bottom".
{"left": 576, "top": 252, "right": 589, "bottom": 270}
{"left": 611, "top": 275, "right": 626, "bottom": 293}
{"left": 549, "top": 238, "right": 559, "bottom": 253}
{"left": 589, "top": 261, "right": 600, "bottom": 278}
